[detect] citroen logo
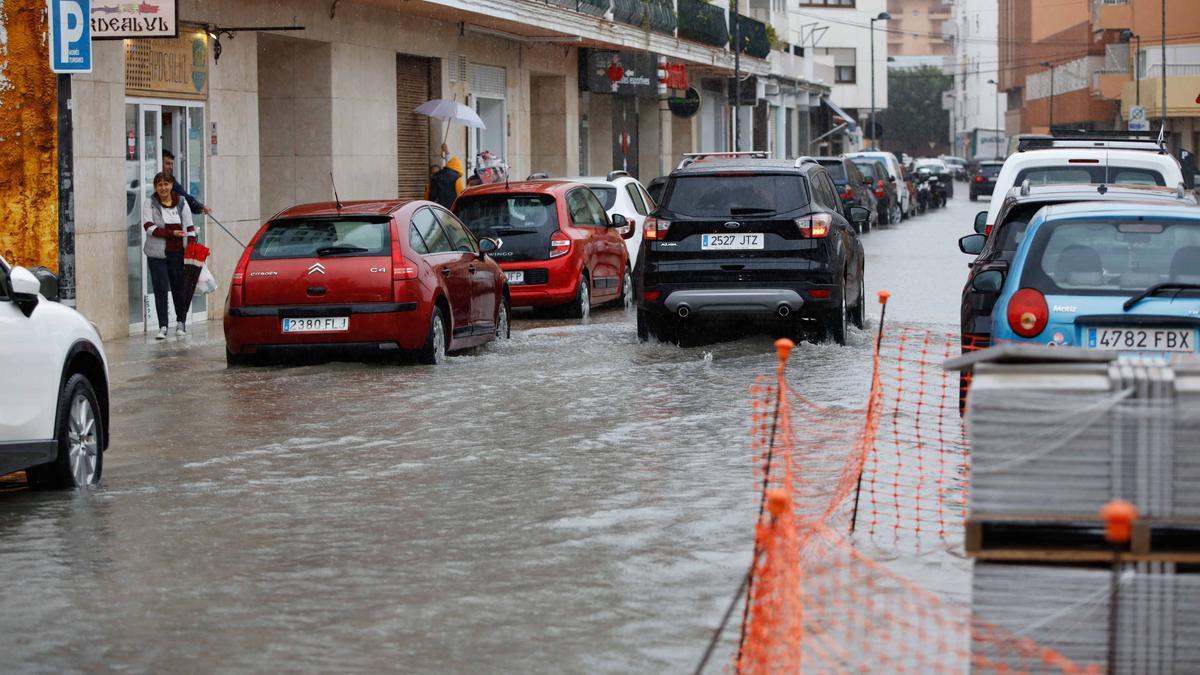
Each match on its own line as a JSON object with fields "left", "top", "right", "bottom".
{"left": 723, "top": 221, "right": 741, "bottom": 230}
{"left": 307, "top": 263, "right": 326, "bottom": 276}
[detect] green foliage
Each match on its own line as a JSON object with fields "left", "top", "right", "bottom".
{"left": 875, "top": 66, "right": 954, "bottom": 157}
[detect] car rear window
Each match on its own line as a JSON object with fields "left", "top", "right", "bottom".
{"left": 662, "top": 174, "right": 810, "bottom": 217}
{"left": 587, "top": 186, "right": 617, "bottom": 210}
{"left": 852, "top": 162, "right": 880, "bottom": 180}
{"left": 818, "top": 161, "right": 848, "bottom": 182}
{"left": 252, "top": 218, "right": 391, "bottom": 259}
{"left": 1014, "top": 166, "right": 1165, "bottom": 187}
{"left": 979, "top": 164, "right": 1003, "bottom": 177}
{"left": 1021, "top": 218, "right": 1200, "bottom": 294}
{"left": 454, "top": 194, "right": 560, "bottom": 262}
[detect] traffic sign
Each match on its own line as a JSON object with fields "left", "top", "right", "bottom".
{"left": 1128, "top": 104, "right": 1149, "bottom": 131}
{"left": 49, "top": 0, "right": 92, "bottom": 73}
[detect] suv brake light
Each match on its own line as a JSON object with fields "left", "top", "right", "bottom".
{"left": 1006, "top": 288, "right": 1048, "bottom": 338}
{"left": 874, "top": 179, "right": 886, "bottom": 199}
{"left": 644, "top": 216, "right": 671, "bottom": 241}
{"left": 840, "top": 186, "right": 855, "bottom": 200}
{"left": 975, "top": 175, "right": 984, "bottom": 183}
{"left": 549, "top": 232, "right": 572, "bottom": 258}
{"left": 795, "top": 213, "right": 832, "bottom": 238}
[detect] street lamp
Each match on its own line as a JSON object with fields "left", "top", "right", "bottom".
{"left": 1120, "top": 30, "right": 1141, "bottom": 106}
{"left": 987, "top": 78, "right": 1001, "bottom": 159}
{"left": 1039, "top": 61, "right": 1056, "bottom": 130}
{"left": 869, "top": 11, "right": 891, "bottom": 150}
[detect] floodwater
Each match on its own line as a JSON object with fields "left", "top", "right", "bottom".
{"left": 0, "top": 190, "right": 977, "bottom": 672}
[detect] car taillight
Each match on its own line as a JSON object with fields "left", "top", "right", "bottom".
{"left": 975, "top": 176, "right": 984, "bottom": 183}
{"left": 874, "top": 180, "right": 885, "bottom": 198}
{"left": 795, "top": 213, "right": 832, "bottom": 238}
{"left": 231, "top": 246, "right": 253, "bottom": 287}
{"left": 985, "top": 224, "right": 993, "bottom": 236}
{"left": 643, "top": 290, "right": 661, "bottom": 302}
{"left": 644, "top": 216, "right": 671, "bottom": 241}
{"left": 840, "top": 186, "right": 855, "bottom": 200}
{"left": 1007, "top": 288, "right": 1048, "bottom": 338}
{"left": 549, "top": 232, "right": 572, "bottom": 258}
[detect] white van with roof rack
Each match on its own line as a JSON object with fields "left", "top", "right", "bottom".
{"left": 984, "top": 130, "right": 1185, "bottom": 229}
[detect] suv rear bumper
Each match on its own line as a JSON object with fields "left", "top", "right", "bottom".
{"left": 641, "top": 282, "right": 841, "bottom": 320}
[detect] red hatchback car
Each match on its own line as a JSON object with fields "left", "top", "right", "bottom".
{"left": 224, "top": 200, "right": 509, "bottom": 365}
{"left": 452, "top": 181, "right": 634, "bottom": 317}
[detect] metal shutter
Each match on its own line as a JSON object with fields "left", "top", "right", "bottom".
{"left": 397, "top": 55, "right": 433, "bottom": 199}
{"left": 469, "top": 63, "right": 507, "bottom": 97}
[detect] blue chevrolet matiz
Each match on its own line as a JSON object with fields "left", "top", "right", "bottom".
{"left": 975, "top": 202, "right": 1200, "bottom": 354}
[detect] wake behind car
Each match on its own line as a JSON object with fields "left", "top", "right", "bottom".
{"left": 453, "top": 180, "right": 633, "bottom": 318}
{"left": 973, "top": 202, "right": 1200, "bottom": 355}
{"left": 635, "top": 154, "right": 868, "bottom": 345}
{"left": 1, "top": 256, "right": 109, "bottom": 488}
{"left": 224, "top": 200, "right": 510, "bottom": 365}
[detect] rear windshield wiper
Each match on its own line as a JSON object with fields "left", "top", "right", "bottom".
{"left": 316, "top": 245, "right": 370, "bottom": 256}
{"left": 729, "top": 207, "right": 775, "bottom": 215}
{"left": 1123, "top": 282, "right": 1200, "bottom": 311}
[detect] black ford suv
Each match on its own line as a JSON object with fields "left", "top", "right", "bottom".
{"left": 634, "top": 153, "right": 869, "bottom": 345}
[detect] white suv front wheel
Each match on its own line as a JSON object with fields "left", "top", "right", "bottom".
{"left": 27, "top": 373, "right": 103, "bottom": 489}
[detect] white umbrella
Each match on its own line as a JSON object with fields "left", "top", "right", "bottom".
{"left": 414, "top": 99, "right": 486, "bottom": 144}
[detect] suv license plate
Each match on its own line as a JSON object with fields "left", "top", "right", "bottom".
{"left": 702, "top": 233, "right": 764, "bottom": 251}
{"left": 505, "top": 271, "right": 525, "bottom": 285}
{"left": 283, "top": 317, "right": 349, "bottom": 333}
{"left": 1086, "top": 327, "right": 1194, "bottom": 352}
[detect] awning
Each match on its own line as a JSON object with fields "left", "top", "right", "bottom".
{"left": 822, "top": 97, "right": 858, "bottom": 133}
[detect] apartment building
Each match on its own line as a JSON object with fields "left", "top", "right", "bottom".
{"left": 0, "top": 0, "right": 837, "bottom": 339}
{"left": 888, "top": 0, "right": 955, "bottom": 67}
{"left": 789, "top": 0, "right": 892, "bottom": 153}
{"left": 951, "top": 0, "right": 1004, "bottom": 159}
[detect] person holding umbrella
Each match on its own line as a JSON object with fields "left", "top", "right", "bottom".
{"left": 428, "top": 143, "right": 465, "bottom": 208}
{"left": 143, "top": 171, "right": 196, "bottom": 339}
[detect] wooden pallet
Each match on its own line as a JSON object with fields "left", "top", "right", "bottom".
{"left": 966, "top": 513, "right": 1200, "bottom": 563}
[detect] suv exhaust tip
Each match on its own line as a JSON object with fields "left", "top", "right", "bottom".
{"left": 777, "top": 304, "right": 791, "bottom": 318}
{"left": 677, "top": 305, "right": 691, "bottom": 319}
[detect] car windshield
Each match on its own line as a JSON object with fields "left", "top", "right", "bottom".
{"left": 662, "top": 174, "right": 810, "bottom": 217}
{"left": 818, "top": 162, "right": 848, "bottom": 182}
{"left": 455, "top": 194, "right": 560, "bottom": 237}
{"left": 586, "top": 186, "right": 617, "bottom": 210}
{"left": 1021, "top": 218, "right": 1200, "bottom": 295}
{"left": 252, "top": 218, "right": 391, "bottom": 259}
{"left": 1014, "top": 166, "right": 1165, "bottom": 186}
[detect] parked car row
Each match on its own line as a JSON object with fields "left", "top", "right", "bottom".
{"left": 956, "top": 130, "right": 1198, "bottom": 405}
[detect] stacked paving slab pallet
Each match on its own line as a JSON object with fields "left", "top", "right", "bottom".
{"left": 952, "top": 347, "right": 1200, "bottom": 673}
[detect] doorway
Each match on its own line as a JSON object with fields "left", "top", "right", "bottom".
{"left": 125, "top": 99, "right": 208, "bottom": 333}
{"left": 469, "top": 95, "right": 507, "bottom": 175}
{"left": 613, "top": 96, "right": 639, "bottom": 177}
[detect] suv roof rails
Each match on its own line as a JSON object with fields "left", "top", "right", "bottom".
{"left": 793, "top": 156, "right": 819, "bottom": 168}
{"left": 1017, "top": 128, "right": 1166, "bottom": 154}
{"left": 526, "top": 172, "right": 549, "bottom": 180}
{"left": 676, "top": 151, "right": 771, "bottom": 170}
{"left": 606, "top": 170, "right": 629, "bottom": 181}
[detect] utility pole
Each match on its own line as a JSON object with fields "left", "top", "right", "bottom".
{"left": 988, "top": 79, "right": 1001, "bottom": 160}
{"left": 869, "top": 12, "right": 891, "bottom": 151}
{"left": 733, "top": 0, "right": 740, "bottom": 152}
{"left": 1161, "top": 0, "right": 1168, "bottom": 138}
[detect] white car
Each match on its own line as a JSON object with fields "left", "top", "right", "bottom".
{"left": 557, "top": 171, "right": 655, "bottom": 267}
{"left": 984, "top": 135, "right": 1186, "bottom": 228}
{"left": 0, "top": 257, "right": 109, "bottom": 488}
{"left": 845, "top": 151, "right": 913, "bottom": 220}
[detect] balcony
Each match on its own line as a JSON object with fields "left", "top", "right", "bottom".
{"left": 1092, "top": 0, "right": 1132, "bottom": 32}
{"left": 734, "top": 15, "right": 771, "bottom": 59}
{"left": 678, "top": 0, "right": 729, "bottom": 48}
{"left": 611, "top": 0, "right": 678, "bottom": 34}
{"left": 542, "top": 0, "right": 609, "bottom": 17}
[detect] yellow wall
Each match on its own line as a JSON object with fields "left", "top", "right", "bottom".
{"left": 0, "top": 0, "right": 59, "bottom": 270}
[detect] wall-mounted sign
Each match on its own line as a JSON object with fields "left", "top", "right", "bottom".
{"left": 124, "top": 25, "right": 207, "bottom": 99}
{"left": 586, "top": 51, "right": 658, "bottom": 98}
{"left": 93, "top": 0, "right": 178, "bottom": 40}
{"left": 659, "top": 63, "right": 688, "bottom": 91}
{"left": 668, "top": 87, "right": 701, "bottom": 119}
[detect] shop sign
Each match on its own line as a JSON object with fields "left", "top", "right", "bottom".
{"left": 93, "top": 0, "right": 178, "bottom": 40}
{"left": 668, "top": 87, "right": 701, "bottom": 119}
{"left": 586, "top": 51, "right": 658, "bottom": 98}
{"left": 124, "top": 25, "right": 207, "bottom": 100}
{"left": 659, "top": 63, "right": 688, "bottom": 91}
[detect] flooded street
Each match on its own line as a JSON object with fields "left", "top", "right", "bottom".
{"left": 1, "top": 191, "right": 977, "bottom": 672}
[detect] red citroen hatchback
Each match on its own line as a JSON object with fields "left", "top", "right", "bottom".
{"left": 452, "top": 181, "right": 634, "bottom": 318}
{"left": 224, "top": 200, "right": 509, "bottom": 365}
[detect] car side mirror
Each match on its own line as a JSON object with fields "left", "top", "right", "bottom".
{"left": 974, "top": 211, "right": 988, "bottom": 234}
{"left": 478, "top": 237, "right": 500, "bottom": 255}
{"left": 959, "top": 234, "right": 986, "bottom": 255}
{"left": 849, "top": 206, "right": 871, "bottom": 224}
{"left": 971, "top": 269, "right": 1004, "bottom": 293}
{"left": 8, "top": 265, "right": 41, "bottom": 317}
{"left": 31, "top": 266, "right": 59, "bottom": 302}
{"left": 888, "top": 176, "right": 897, "bottom": 183}
{"left": 611, "top": 214, "right": 635, "bottom": 239}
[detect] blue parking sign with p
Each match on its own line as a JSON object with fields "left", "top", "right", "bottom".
{"left": 50, "top": 0, "right": 92, "bottom": 73}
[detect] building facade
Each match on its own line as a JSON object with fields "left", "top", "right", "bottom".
{"left": 951, "top": 0, "right": 1004, "bottom": 160}
{"left": 0, "top": 0, "right": 855, "bottom": 340}
{"left": 887, "top": 0, "right": 955, "bottom": 62}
